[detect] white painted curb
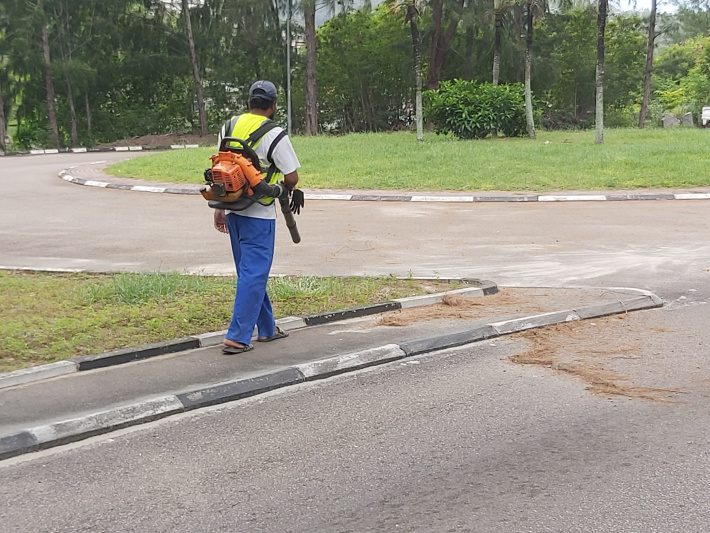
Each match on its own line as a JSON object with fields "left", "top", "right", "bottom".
{"left": 491, "top": 310, "right": 581, "bottom": 335}
{"left": 394, "top": 286, "right": 485, "bottom": 309}
{"left": 28, "top": 395, "right": 184, "bottom": 446}
{"left": 0, "top": 361, "right": 78, "bottom": 390}
{"left": 295, "top": 344, "right": 406, "bottom": 379}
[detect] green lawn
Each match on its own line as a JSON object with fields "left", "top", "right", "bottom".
{"left": 106, "top": 128, "right": 710, "bottom": 191}
{"left": 0, "top": 271, "right": 462, "bottom": 373}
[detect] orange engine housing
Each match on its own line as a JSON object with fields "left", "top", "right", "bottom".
{"left": 209, "top": 150, "right": 265, "bottom": 197}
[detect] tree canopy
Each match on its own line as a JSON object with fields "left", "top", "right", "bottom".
{"left": 1, "top": 0, "right": 710, "bottom": 150}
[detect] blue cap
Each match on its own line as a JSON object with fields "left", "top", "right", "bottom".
{"left": 249, "top": 80, "right": 278, "bottom": 102}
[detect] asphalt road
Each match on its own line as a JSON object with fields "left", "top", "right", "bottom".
{"left": 1, "top": 152, "right": 709, "bottom": 287}
{"left": 1, "top": 153, "right": 709, "bottom": 531}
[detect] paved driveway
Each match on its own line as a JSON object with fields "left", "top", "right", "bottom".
{"left": 1, "top": 152, "right": 709, "bottom": 290}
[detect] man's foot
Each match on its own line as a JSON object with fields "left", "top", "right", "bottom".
{"left": 222, "top": 340, "right": 254, "bottom": 354}
{"left": 256, "top": 326, "right": 289, "bottom": 343}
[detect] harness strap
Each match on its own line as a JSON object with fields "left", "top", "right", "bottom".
{"left": 246, "top": 120, "right": 278, "bottom": 147}
{"left": 221, "top": 115, "right": 288, "bottom": 207}
{"left": 264, "top": 130, "right": 288, "bottom": 182}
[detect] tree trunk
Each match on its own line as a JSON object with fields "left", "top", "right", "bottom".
{"left": 0, "top": 77, "right": 6, "bottom": 153}
{"left": 182, "top": 0, "right": 208, "bottom": 136}
{"left": 595, "top": 0, "right": 607, "bottom": 145}
{"left": 464, "top": 26, "right": 475, "bottom": 81}
{"left": 304, "top": 0, "right": 317, "bottom": 135}
{"left": 639, "top": 0, "right": 656, "bottom": 128}
{"left": 407, "top": 4, "right": 423, "bottom": 142}
{"left": 39, "top": 0, "right": 60, "bottom": 149}
{"left": 427, "top": 0, "right": 464, "bottom": 90}
{"left": 85, "top": 93, "right": 92, "bottom": 140}
{"left": 66, "top": 76, "right": 78, "bottom": 147}
{"left": 513, "top": 3, "right": 524, "bottom": 82}
{"left": 493, "top": 11, "right": 503, "bottom": 86}
{"left": 427, "top": 0, "right": 444, "bottom": 90}
{"left": 524, "top": 0, "right": 536, "bottom": 139}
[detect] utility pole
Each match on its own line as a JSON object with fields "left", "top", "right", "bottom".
{"left": 286, "top": 0, "right": 292, "bottom": 136}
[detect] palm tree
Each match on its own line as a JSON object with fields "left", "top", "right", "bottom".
{"left": 388, "top": 0, "right": 424, "bottom": 141}
{"left": 303, "top": 0, "right": 317, "bottom": 135}
{"left": 37, "top": 0, "right": 60, "bottom": 149}
{"left": 181, "top": 0, "right": 208, "bottom": 136}
{"left": 492, "top": 0, "right": 517, "bottom": 86}
{"left": 300, "top": 0, "right": 362, "bottom": 135}
{"left": 595, "top": 0, "right": 607, "bottom": 144}
{"left": 524, "top": 0, "right": 545, "bottom": 139}
{"left": 524, "top": 0, "right": 535, "bottom": 138}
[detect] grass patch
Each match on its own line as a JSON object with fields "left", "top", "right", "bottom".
{"left": 0, "top": 270, "right": 462, "bottom": 373}
{"left": 106, "top": 128, "right": 710, "bottom": 191}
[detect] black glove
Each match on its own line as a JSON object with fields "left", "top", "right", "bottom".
{"left": 289, "top": 188, "right": 305, "bottom": 215}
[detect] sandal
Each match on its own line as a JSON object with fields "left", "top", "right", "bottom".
{"left": 222, "top": 343, "right": 254, "bottom": 355}
{"left": 256, "top": 326, "right": 289, "bottom": 343}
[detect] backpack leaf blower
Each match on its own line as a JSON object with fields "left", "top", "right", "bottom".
{"left": 201, "top": 136, "right": 300, "bottom": 243}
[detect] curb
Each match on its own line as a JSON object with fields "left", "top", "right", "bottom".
{"left": 56, "top": 164, "right": 710, "bottom": 203}
{"left": 62, "top": 175, "right": 710, "bottom": 203}
{"left": 0, "top": 290, "right": 663, "bottom": 461}
{"left": 0, "top": 280, "right": 496, "bottom": 390}
{"left": 4, "top": 145, "right": 204, "bottom": 157}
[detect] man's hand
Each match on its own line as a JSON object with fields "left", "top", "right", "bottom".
{"left": 214, "top": 209, "right": 229, "bottom": 234}
{"left": 289, "top": 188, "right": 305, "bottom": 215}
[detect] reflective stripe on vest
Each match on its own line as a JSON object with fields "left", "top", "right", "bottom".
{"left": 228, "top": 113, "right": 282, "bottom": 205}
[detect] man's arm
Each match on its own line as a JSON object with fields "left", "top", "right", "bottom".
{"left": 283, "top": 170, "right": 298, "bottom": 190}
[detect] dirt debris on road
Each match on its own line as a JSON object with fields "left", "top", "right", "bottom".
{"left": 377, "top": 290, "right": 548, "bottom": 327}
{"left": 509, "top": 315, "right": 686, "bottom": 402}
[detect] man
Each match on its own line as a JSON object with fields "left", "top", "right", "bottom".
{"left": 214, "top": 80, "right": 301, "bottom": 354}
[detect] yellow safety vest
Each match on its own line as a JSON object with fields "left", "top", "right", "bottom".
{"left": 226, "top": 113, "right": 284, "bottom": 205}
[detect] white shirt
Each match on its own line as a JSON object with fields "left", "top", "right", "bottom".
{"left": 217, "top": 122, "right": 301, "bottom": 220}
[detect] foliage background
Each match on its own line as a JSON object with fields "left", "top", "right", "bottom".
{"left": 2, "top": 0, "right": 710, "bottom": 149}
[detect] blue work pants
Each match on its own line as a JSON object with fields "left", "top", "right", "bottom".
{"left": 225, "top": 214, "right": 276, "bottom": 345}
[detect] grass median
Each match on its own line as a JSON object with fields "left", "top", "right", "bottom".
{"left": 106, "top": 128, "right": 710, "bottom": 191}
{"left": 0, "top": 270, "right": 464, "bottom": 373}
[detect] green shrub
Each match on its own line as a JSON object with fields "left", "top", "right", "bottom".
{"left": 424, "top": 80, "right": 538, "bottom": 139}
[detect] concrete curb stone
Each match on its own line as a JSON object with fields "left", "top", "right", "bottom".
{"left": 399, "top": 325, "right": 500, "bottom": 357}
{"left": 0, "top": 396, "right": 183, "bottom": 460}
{"left": 491, "top": 310, "right": 582, "bottom": 335}
{"left": 73, "top": 338, "right": 201, "bottom": 371}
{"left": 295, "top": 344, "right": 406, "bottom": 379}
{"left": 0, "top": 280, "right": 496, "bottom": 391}
{"left": 0, "top": 432, "right": 39, "bottom": 461}
{"left": 0, "top": 361, "right": 78, "bottom": 389}
{"left": 5, "top": 145, "right": 204, "bottom": 157}
{"left": 177, "top": 368, "right": 305, "bottom": 410}
{"left": 0, "top": 290, "right": 664, "bottom": 461}
{"left": 304, "top": 302, "right": 402, "bottom": 326}
{"left": 56, "top": 163, "right": 710, "bottom": 203}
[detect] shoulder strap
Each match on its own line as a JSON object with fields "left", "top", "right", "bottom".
{"left": 266, "top": 130, "right": 287, "bottom": 166}
{"left": 222, "top": 116, "right": 239, "bottom": 140}
{"left": 246, "top": 120, "right": 279, "bottom": 147}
